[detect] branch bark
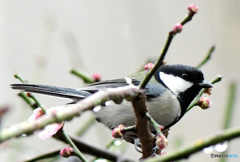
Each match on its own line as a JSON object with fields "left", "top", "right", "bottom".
{"left": 132, "top": 93, "right": 155, "bottom": 158}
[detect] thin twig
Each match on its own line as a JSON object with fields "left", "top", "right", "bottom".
{"left": 54, "top": 132, "right": 134, "bottom": 162}
{"left": 24, "top": 148, "right": 61, "bottom": 162}
{"left": 139, "top": 33, "right": 173, "bottom": 89}
{"left": 14, "top": 73, "right": 47, "bottom": 113}
{"left": 27, "top": 93, "right": 46, "bottom": 114}
{"left": 140, "top": 8, "right": 197, "bottom": 89}
{"left": 75, "top": 116, "right": 95, "bottom": 136}
{"left": 145, "top": 112, "right": 162, "bottom": 135}
{"left": 222, "top": 82, "right": 237, "bottom": 129}
{"left": 14, "top": 73, "right": 26, "bottom": 83}
{"left": 14, "top": 73, "right": 36, "bottom": 110}
{"left": 70, "top": 69, "right": 93, "bottom": 84}
{"left": 197, "top": 46, "right": 215, "bottom": 68}
{"left": 220, "top": 82, "right": 237, "bottom": 162}
{"left": 18, "top": 93, "right": 37, "bottom": 110}
{"left": 61, "top": 129, "right": 88, "bottom": 162}
{"left": 186, "top": 75, "right": 222, "bottom": 112}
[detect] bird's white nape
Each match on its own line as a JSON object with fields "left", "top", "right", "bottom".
{"left": 159, "top": 72, "right": 193, "bottom": 95}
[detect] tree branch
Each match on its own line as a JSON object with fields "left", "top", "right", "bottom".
{"left": 145, "top": 127, "right": 240, "bottom": 162}
{"left": 0, "top": 86, "right": 140, "bottom": 143}
{"left": 131, "top": 93, "right": 155, "bottom": 158}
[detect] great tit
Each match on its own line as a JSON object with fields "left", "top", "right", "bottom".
{"left": 11, "top": 64, "right": 212, "bottom": 143}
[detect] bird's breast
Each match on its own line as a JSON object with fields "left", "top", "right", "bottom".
{"left": 146, "top": 90, "right": 181, "bottom": 127}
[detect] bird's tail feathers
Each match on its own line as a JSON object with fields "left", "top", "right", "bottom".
{"left": 11, "top": 84, "right": 88, "bottom": 100}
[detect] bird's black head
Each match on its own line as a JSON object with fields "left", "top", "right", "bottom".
{"left": 154, "top": 64, "right": 212, "bottom": 115}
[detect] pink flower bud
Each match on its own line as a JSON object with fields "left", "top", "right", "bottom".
{"left": 159, "top": 125, "right": 164, "bottom": 131}
{"left": 188, "top": 4, "right": 198, "bottom": 14}
{"left": 28, "top": 108, "right": 45, "bottom": 122}
{"left": 112, "top": 125, "right": 125, "bottom": 138}
{"left": 92, "top": 73, "right": 101, "bottom": 82}
{"left": 60, "top": 146, "right": 74, "bottom": 157}
{"left": 198, "top": 97, "right": 212, "bottom": 109}
{"left": 155, "top": 135, "right": 168, "bottom": 149}
{"left": 144, "top": 63, "right": 154, "bottom": 71}
{"left": 172, "top": 23, "right": 183, "bottom": 34}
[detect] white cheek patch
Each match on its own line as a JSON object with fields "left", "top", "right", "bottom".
{"left": 160, "top": 72, "right": 193, "bottom": 95}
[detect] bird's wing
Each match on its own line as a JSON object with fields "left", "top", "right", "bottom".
{"left": 81, "top": 78, "right": 165, "bottom": 99}
{"left": 79, "top": 78, "right": 140, "bottom": 92}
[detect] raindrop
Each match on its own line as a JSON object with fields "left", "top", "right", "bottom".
{"left": 94, "top": 159, "right": 107, "bottom": 162}
{"left": 203, "top": 146, "right": 213, "bottom": 154}
{"left": 215, "top": 142, "right": 228, "bottom": 152}
{"left": 93, "top": 106, "right": 101, "bottom": 112}
{"left": 105, "top": 101, "right": 111, "bottom": 106}
{"left": 114, "top": 140, "right": 122, "bottom": 146}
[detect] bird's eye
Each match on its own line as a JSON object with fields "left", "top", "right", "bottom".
{"left": 182, "top": 73, "right": 188, "bottom": 79}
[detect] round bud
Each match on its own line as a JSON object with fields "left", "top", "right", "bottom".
{"left": 198, "top": 97, "right": 212, "bottom": 109}
{"left": 172, "top": 23, "right": 183, "bottom": 34}
{"left": 144, "top": 63, "right": 154, "bottom": 71}
{"left": 92, "top": 73, "right": 101, "bottom": 82}
{"left": 60, "top": 146, "right": 75, "bottom": 158}
{"left": 155, "top": 135, "right": 168, "bottom": 149}
{"left": 188, "top": 4, "right": 198, "bottom": 14}
{"left": 112, "top": 125, "right": 125, "bottom": 138}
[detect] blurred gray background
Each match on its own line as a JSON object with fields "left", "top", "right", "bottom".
{"left": 1, "top": 0, "right": 240, "bottom": 161}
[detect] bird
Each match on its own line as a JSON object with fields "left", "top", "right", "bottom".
{"left": 11, "top": 64, "right": 212, "bottom": 143}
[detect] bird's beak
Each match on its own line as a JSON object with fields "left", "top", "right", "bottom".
{"left": 198, "top": 81, "right": 213, "bottom": 88}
